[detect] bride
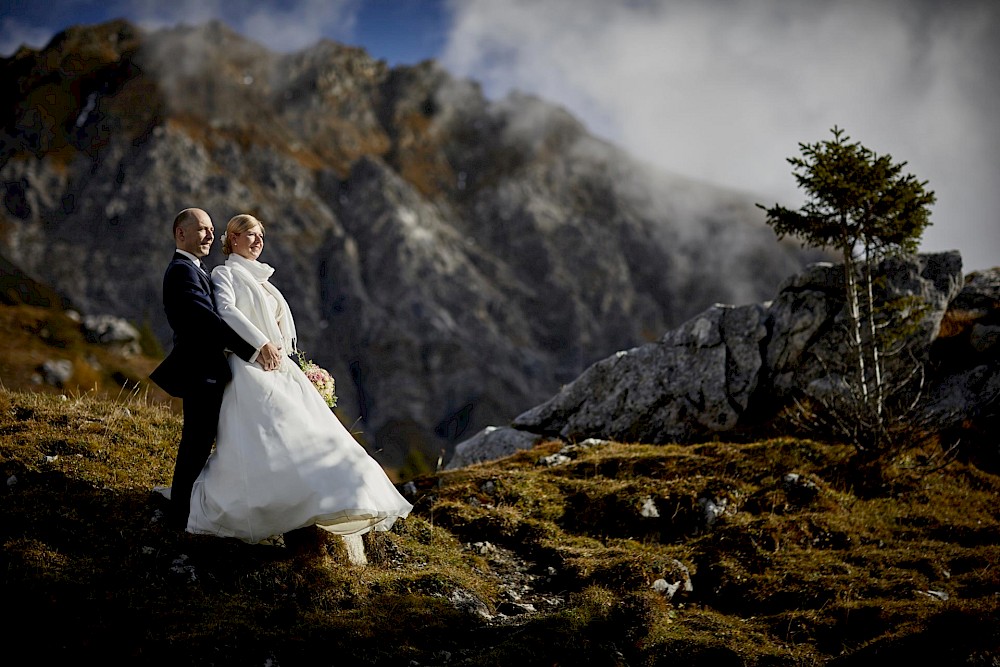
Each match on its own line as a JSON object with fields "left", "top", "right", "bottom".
{"left": 184, "top": 213, "right": 412, "bottom": 544}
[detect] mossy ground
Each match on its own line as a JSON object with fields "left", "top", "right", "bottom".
{"left": 2, "top": 386, "right": 998, "bottom": 666}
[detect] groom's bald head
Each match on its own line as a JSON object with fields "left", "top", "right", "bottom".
{"left": 173, "top": 208, "right": 209, "bottom": 237}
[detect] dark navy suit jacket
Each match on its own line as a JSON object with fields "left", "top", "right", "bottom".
{"left": 150, "top": 252, "right": 257, "bottom": 397}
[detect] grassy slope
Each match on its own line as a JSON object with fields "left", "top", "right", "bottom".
{"left": 2, "top": 386, "right": 998, "bottom": 666}
{"left": 0, "top": 302, "right": 170, "bottom": 402}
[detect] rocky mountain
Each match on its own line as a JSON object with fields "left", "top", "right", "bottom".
{"left": 1, "top": 20, "right": 824, "bottom": 467}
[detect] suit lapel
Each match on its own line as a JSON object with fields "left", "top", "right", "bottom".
{"left": 174, "top": 251, "right": 212, "bottom": 290}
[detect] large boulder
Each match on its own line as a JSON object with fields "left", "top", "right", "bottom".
{"left": 512, "top": 302, "right": 768, "bottom": 444}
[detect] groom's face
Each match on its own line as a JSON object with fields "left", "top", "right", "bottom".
{"left": 177, "top": 213, "right": 216, "bottom": 258}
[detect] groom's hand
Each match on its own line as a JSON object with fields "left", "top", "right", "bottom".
{"left": 257, "top": 342, "right": 282, "bottom": 371}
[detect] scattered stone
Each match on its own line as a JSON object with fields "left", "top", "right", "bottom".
{"left": 498, "top": 601, "right": 536, "bottom": 616}
{"left": 469, "top": 541, "right": 495, "bottom": 556}
{"left": 538, "top": 453, "right": 571, "bottom": 467}
{"left": 447, "top": 426, "right": 540, "bottom": 470}
{"left": 577, "top": 438, "right": 610, "bottom": 449}
{"left": 917, "top": 589, "right": 950, "bottom": 601}
{"left": 40, "top": 359, "right": 73, "bottom": 386}
{"left": 699, "top": 497, "right": 728, "bottom": 528}
{"left": 448, "top": 588, "right": 492, "bottom": 620}
{"left": 556, "top": 438, "right": 608, "bottom": 458}
{"left": 783, "top": 473, "right": 819, "bottom": 504}
{"left": 652, "top": 558, "right": 693, "bottom": 601}
{"left": 641, "top": 496, "right": 660, "bottom": 518}
{"left": 170, "top": 555, "right": 198, "bottom": 582}
{"left": 672, "top": 559, "right": 694, "bottom": 593}
{"left": 652, "top": 579, "right": 681, "bottom": 599}
{"left": 81, "top": 314, "right": 141, "bottom": 354}
{"left": 501, "top": 586, "right": 522, "bottom": 601}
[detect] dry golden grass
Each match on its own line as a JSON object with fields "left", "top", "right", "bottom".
{"left": 3, "top": 385, "right": 998, "bottom": 665}
{"left": 0, "top": 298, "right": 997, "bottom": 665}
{"left": 0, "top": 303, "right": 172, "bottom": 405}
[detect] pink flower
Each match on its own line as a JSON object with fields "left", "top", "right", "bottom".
{"left": 296, "top": 352, "right": 338, "bottom": 407}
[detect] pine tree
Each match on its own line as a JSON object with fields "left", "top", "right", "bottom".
{"left": 758, "top": 126, "right": 936, "bottom": 456}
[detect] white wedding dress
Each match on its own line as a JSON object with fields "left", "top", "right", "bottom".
{"left": 183, "top": 253, "right": 412, "bottom": 544}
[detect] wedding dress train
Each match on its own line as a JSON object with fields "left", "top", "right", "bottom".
{"left": 186, "top": 356, "right": 412, "bottom": 543}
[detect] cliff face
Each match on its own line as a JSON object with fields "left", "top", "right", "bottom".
{"left": 0, "top": 20, "right": 822, "bottom": 465}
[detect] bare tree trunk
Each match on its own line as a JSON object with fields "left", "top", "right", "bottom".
{"left": 841, "top": 229, "right": 868, "bottom": 410}
{"left": 862, "top": 244, "right": 885, "bottom": 419}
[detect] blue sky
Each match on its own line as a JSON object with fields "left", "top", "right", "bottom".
{"left": 0, "top": 0, "right": 450, "bottom": 65}
{"left": 2, "top": 0, "right": 998, "bottom": 271}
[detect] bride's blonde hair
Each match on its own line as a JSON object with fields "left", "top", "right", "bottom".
{"left": 222, "top": 214, "right": 265, "bottom": 256}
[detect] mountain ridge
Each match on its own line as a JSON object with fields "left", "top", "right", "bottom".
{"left": 1, "top": 19, "right": 824, "bottom": 466}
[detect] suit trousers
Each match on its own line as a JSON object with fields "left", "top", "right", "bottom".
{"left": 170, "top": 384, "right": 226, "bottom": 530}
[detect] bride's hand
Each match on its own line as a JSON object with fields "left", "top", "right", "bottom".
{"left": 256, "top": 342, "right": 282, "bottom": 371}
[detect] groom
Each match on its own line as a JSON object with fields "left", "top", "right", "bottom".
{"left": 150, "top": 207, "right": 281, "bottom": 531}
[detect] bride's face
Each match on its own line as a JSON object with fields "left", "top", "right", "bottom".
{"left": 231, "top": 224, "right": 264, "bottom": 261}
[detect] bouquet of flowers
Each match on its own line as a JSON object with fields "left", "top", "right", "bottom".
{"left": 296, "top": 351, "right": 337, "bottom": 408}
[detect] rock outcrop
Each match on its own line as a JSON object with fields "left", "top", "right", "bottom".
{"left": 512, "top": 300, "right": 770, "bottom": 444}
{"left": 449, "top": 252, "right": 999, "bottom": 468}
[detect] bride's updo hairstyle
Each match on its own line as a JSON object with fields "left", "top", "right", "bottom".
{"left": 222, "top": 214, "right": 265, "bottom": 256}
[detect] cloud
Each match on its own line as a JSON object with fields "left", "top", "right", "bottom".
{"left": 441, "top": 0, "right": 1000, "bottom": 271}
{"left": 239, "top": 0, "right": 358, "bottom": 52}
